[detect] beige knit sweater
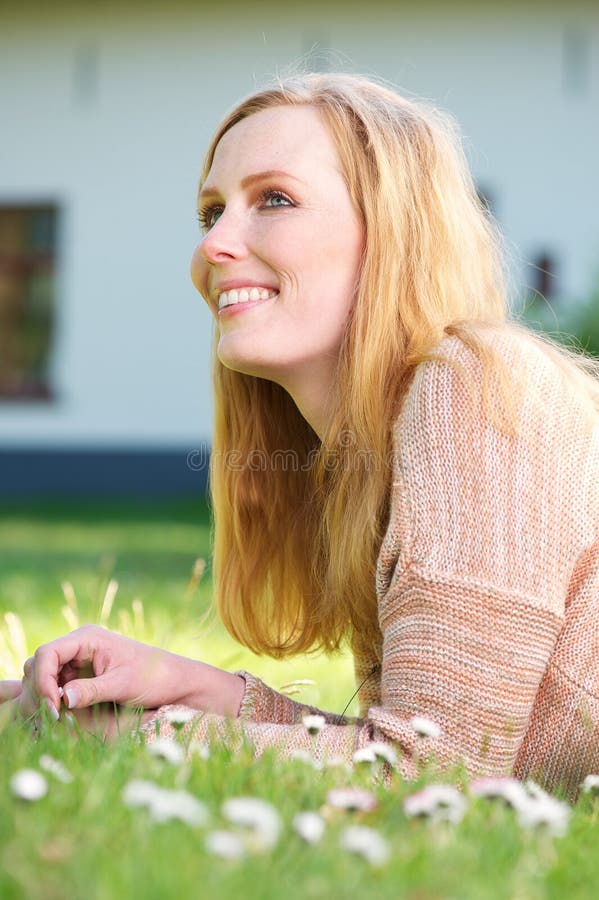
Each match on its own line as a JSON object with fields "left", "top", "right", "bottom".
{"left": 144, "top": 330, "right": 599, "bottom": 800}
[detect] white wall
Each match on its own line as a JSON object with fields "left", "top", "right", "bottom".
{"left": 0, "top": 1, "right": 597, "bottom": 448}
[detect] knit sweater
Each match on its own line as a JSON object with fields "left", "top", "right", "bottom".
{"left": 143, "top": 329, "right": 599, "bottom": 800}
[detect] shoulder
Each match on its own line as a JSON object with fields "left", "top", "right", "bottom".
{"left": 397, "top": 325, "right": 592, "bottom": 447}
{"left": 383, "top": 325, "right": 598, "bottom": 603}
{"left": 405, "top": 326, "right": 555, "bottom": 402}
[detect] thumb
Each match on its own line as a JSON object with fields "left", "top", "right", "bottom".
{"left": 63, "top": 673, "right": 120, "bottom": 709}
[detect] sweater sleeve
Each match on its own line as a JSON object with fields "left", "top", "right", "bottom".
{"left": 140, "top": 661, "right": 377, "bottom": 765}
{"left": 233, "top": 670, "right": 358, "bottom": 726}
{"left": 141, "top": 334, "right": 595, "bottom": 778}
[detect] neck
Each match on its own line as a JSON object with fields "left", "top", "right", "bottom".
{"left": 278, "top": 360, "right": 338, "bottom": 441}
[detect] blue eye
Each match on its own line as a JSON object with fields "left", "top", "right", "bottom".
{"left": 261, "top": 190, "right": 293, "bottom": 208}
{"left": 197, "top": 189, "right": 294, "bottom": 233}
{"left": 197, "top": 206, "right": 222, "bottom": 232}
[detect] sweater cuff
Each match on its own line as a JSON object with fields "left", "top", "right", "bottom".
{"left": 234, "top": 669, "right": 300, "bottom": 725}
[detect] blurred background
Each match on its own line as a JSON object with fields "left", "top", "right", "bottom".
{"left": 1, "top": 0, "right": 598, "bottom": 498}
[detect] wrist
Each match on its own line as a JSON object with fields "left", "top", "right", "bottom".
{"left": 169, "top": 654, "right": 245, "bottom": 718}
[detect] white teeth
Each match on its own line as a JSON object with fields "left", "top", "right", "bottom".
{"left": 218, "top": 287, "right": 278, "bottom": 309}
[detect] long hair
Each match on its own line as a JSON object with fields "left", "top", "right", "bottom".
{"left": 200, "top": 72, "right": 599, "bottom": 659}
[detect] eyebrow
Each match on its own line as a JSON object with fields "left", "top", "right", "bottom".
{"left": 198, "top": 169, "right": 305, "bottom": 202}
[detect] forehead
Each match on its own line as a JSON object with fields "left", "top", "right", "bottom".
{"left": 206, "top": 105, "right": 340, "bottom": 183}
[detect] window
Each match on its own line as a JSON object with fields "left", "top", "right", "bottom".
{"left": 563, "top": 27, "right": 591, "bottom": 96}
{"left": 531, "top": 251, "right": 558, "bottom": 301}
{"left": 0, "top": 204, "right": 57, "bottom": 400}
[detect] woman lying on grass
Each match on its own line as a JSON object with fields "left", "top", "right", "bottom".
{"left": 2, "top": 73, "right": 599, "bottom": 800}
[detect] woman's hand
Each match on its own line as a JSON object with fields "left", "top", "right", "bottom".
{"left": 1, "top": 672, "right": 154, "bottom": 739}
{"left": 19, "top": 624, "right": 245, "bottom": 721}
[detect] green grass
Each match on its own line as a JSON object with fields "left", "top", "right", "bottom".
{"left": 0, "top": 499, "right": 355, "bottom": 712}
{"left": 2, "top": 500, "right": 599, "bottom": 900}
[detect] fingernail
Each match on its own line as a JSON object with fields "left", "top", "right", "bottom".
{"left": 65, "top": 687, "right": 79, "bottom": 709}
{"left": 45, "top": 698, "right": 60, "bottom": 722}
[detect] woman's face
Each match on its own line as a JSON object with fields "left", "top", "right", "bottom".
{"left": 191, "top": 105, "right": 364, "bottom": 390}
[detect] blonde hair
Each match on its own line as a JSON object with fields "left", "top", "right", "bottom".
{"left": 200, "top": 72, "right": 599, "bottom": 659}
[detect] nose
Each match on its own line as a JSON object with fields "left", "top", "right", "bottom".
{"left": 197, "top": 208, "right": 248, "bottom": 266}
{"left": 191, "top": 208, "right": 249, "bottom": 301}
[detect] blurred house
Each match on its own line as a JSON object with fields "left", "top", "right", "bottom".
{"left": 1, "top": 1, "right": 597, "bottom": 496}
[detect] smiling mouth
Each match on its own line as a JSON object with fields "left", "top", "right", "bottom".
{"left": 218, "top": 287, "right": 279, "bottom": 310}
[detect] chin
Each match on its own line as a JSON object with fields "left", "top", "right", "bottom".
{"left": 217, "top": 348, "right": 272, "bottom": 380}
{"left": 217, "top": 334, "right": 309, "bottom": 384}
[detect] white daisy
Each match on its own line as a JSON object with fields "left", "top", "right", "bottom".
{"left": 192, "top": 743, "right": 210, "bottom": 761}
{"left": 353, "top": 742, "right": 397, "bottom": 768}
{"left": 164, "top": 708, "right": 196, "bottom": 730}
{"left": 352, "top": 746, "right": 378, "bottom": 766}
{"left": 524, "top": 780, "right": 551, "bottom": 802}
{"left": 515, "top": 783, "right": 571, "bottom": 837}
{"left": 470, "top": 776, "right": 530, "bottom": 809}
{"left": 10, "top": 769, "right": 48, "bottom": 802}
{"left": 581, "top": 774, "right": 599, "bottom": 794}
{"left": 292, "top": 811, "right": 326, "bottom": 844}
{"left": 368, "top": 742, "right": 398, "bottom": 766}
{"left": 122, "top": 779, "right": 162, "bottom": 808}
{"left": 222, "top": 797, "right": 282, "bottom": 850}
{"left": 39, "top": 754, "right": 73, "bottom": 784}
{"left": 326, "top": 787, "right": 378, "bottom": 813}
{"left": 205, "top": 830, "right": 246, "bottom": 860}
{"left": 515, "top": 794, "right": 570, "bottom": 837}
{"left": 403, "top": 784, "right": 467, "bottom": 824}
{"left": 147, "top": 738, "right": 184, "bottom": 765}
{"left": 122, "top": 779, "right": 208, "bottom": 827}
{"left": 339, "top": 825, "right": 391, "bottom": 867}
{"left": 472, "top": 777, "right": 570, "bottom": 837}
{"left": 148, "top": 789, "right": 209, "bottom": 827}
{"left": 409, "top": 716, "right": 442, "bottom": 739}
{"left": 302, "top": 714, "right": 326, "bottom": 736}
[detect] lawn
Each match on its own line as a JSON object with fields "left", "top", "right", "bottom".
{"left": 0, "top": 498, "right": 355, "bottom": 711}
{"left": 1, "top": 500, "right": 599, "bottom": 900}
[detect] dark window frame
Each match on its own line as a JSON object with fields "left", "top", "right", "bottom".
{"left": 0, "top": 202, "right": 58, "bottom": 402}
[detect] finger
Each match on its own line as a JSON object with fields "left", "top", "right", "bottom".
{"left": 21, "top": 659, "right": 60, "bottom": 722}
{"left": 18, "top": 678, "right": 41, "bottom": 719}
{"left": 32, "top": 629, "right": 101, "bottom": 710}
{"left": 18, "top": 686, "right": 62, "bottom": 725}
{"left": 0, "top": 680, "right": 22, "bottom": 703}
{"left": 62, "top": 672, "right": 122, "bottom": 710}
